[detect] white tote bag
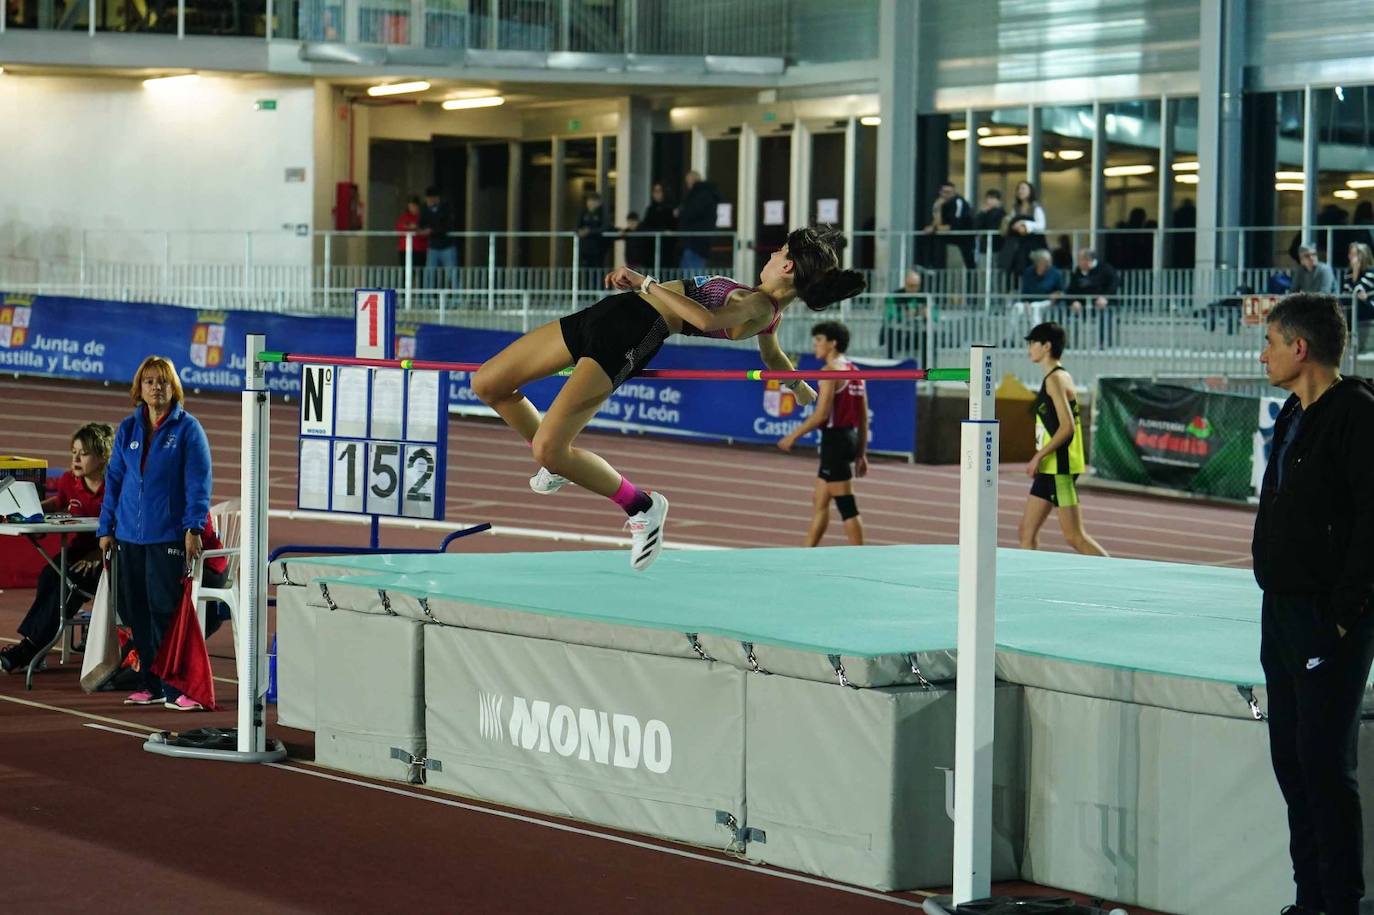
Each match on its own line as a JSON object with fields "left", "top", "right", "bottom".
{"left": 79, "top": 566, "right": 119, "bottom": 693}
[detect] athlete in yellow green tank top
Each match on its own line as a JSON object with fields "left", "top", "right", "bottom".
{"left": 1018, "top": 322, "right": 1108, "bottom": 556}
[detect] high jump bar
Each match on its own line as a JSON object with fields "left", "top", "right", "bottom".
{"left": 257, "top": 351, "right": 971, "bottom": 383}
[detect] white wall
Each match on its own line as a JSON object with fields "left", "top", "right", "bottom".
{"left": 0, "top": 74, "right": 316, "bottom": 267}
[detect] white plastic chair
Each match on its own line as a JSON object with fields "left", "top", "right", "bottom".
{"left": 189, "top": 498, "right": 240, "bottom": 638}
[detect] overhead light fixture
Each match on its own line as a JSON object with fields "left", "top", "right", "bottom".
{"left": 1275, "top": 170, "right": 1306, "bottom": 181}
{"left": 947, "top": 128, "right": 969, "bottom": 141}
{"left": 1275, "top": 182, "right": 1305, "bottom": 192}
{"left": 1103, "top": 164, "right": 1155, "bottom": 177}
{"left": 1171, "top": 161, "right": 1200, "bottom": 172}
{"left": 442, "top": 95, "right": 505, "bottom": 110}
{"left": 1347, "top": 178, "right": 1374, "bottom": 189}
{"left": 1043, "top": 150, "right": 1057, "bottom": 160}
{"left": 979, "top": 134, "right": 1029, "bottom": 147}
{"left": 1335, "top": 189, "right": 1359, "bottom": 200}
{"left": 368, "top": 80, "right": 430, "bottom": 97}
{"left": 977, "top": 126, "right": 992, "bottom": 136}
{"left": 142, "top": 73, "right": 199, "bottom": 89}
{"left": 860, "top": 115, "right": 881, "bottom": 126}
{"left": 1174, "top": 174, "right": 1200, "bottom": 184}
{"left": 1057, "top": 149, "right": 1085, "bottom": 161}
{"left": 1336, "top": 85, "right": 1345, "bottom": 102}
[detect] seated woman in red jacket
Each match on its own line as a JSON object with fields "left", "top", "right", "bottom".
{"left": 1, "top": 422, "right": 112, "bottom": 674}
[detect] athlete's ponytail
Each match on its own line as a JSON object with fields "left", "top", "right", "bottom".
{"left": 786, "top": 225, "right": 867, "bottom": 311}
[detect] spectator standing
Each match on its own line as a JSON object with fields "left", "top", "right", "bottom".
{"left": 973, "top": 189, "right": 1006, "bottom": 261}
{"left": 637, "top": 181, "right": 678, "bottom": 272}
{"left": 394, "top": 196, "right": 428, "bottom": 268}
{"left": 677, "top": 170, "right": 721, "bottom": 271}
{"left": 1001, "top": 180, "right": 1048, "bottom": 276}
{"left": 1253, "top": 293, "right": 1374, "bottom": 915}
{"left": 1343, "top": 242, "right": 1374, "bottom": 355}
{"left": 923, "top": 180, "right": 974, "bottom": 270}
{"left": 420, "top": 186, "right": 459, "bottom": 288}
{"left": 576, "top": 191, "right": 609, "bottom": 270}
{"left": 97, "top": 356, "right": 213, "bottom": 712}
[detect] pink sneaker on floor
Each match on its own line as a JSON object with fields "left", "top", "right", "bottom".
{"left": 123, "top": 690, "right": 161, "bottom": 705}
{"left": 164, "top": 696, "right": 204, "bottom": 712}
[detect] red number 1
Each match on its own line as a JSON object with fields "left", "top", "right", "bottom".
{"left": 361, "top": 293, "right": 378, "bottom": 347}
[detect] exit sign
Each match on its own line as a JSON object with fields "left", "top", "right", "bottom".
{"left": 255, "top": 99, "right": 278, "bottom": 111}
{"left": 567, "top": 118, "right": 581, "bottom": 131}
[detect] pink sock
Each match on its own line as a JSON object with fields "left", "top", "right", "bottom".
{"left": 610, "top": 476, "right": 653, "bottom": 516}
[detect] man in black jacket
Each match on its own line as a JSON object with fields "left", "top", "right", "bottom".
{"left": 1253, "top": 293, "right": 1374, "bottom": 915}
{"left": 677, "top": 171, "right": 720, "bottom": 271}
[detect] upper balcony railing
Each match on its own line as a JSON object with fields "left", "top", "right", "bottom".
{"left": 0, "top": 0, "right": 820, "bottom": 61}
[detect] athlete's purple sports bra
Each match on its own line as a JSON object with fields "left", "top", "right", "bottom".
{"left": 677, "top": 276, "right": 782, "bottom": 340}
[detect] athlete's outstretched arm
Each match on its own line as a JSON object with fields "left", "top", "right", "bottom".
{"left": 757, "top": 332, "right": 817, "bottom": 405}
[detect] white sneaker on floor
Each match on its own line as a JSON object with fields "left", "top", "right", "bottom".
{"left": 624, "top": 492, "right": 669, "bottom": 572}
{"left": 529, "top": 467, "right": 569, "bottom": 495}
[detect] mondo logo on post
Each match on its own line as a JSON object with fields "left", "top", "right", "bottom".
{"left": 478, "top": 692, "right": 672, "bottom": 774}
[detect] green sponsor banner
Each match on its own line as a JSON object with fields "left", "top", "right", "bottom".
{"left": 1092, "top": 377, "right": 1258, "bottom": 501}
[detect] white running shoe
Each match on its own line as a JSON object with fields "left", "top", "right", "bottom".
{"left": 529, "top": 467, "right": 569, "bottom": 494}
{"left": 625, "top": 492, "right": 669, "bottom": 572}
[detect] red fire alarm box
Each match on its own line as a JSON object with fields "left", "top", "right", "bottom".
{"left": 334, "top": 181, "right": 362, "bottom": 230}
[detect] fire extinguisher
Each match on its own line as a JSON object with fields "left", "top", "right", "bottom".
{"left": 334, "top": 181, "right": 363, "bottom": 231}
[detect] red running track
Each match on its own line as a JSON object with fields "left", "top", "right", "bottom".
{"left": 0, "top": 375, "right": 1241, "bottom": 913}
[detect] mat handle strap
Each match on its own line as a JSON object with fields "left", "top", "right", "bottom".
{"left": 1236, "top": 684, "right": 1267, "bottom": 720}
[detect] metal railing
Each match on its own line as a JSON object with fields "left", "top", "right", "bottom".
{"left": 5, "top": 223, "right": 1371, "bottom": 386}
{"left": 0, "top": 0, "right": 811, "bottom": 58}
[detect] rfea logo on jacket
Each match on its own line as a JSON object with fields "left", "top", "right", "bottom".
{"left": 190, "top": 312, "right": 227, "bottom": 368}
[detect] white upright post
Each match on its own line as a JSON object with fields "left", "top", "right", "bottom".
{"left": 144, "top": 334, "right": 285, "bottom": 762}
{"left": 953, "top": 344, "right": 998, "bottom": 903}
{"left": 239, "top": 333, "right": 270, "bottom": 753}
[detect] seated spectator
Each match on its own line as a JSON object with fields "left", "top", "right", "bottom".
{"left": 1292, "top": 243, "right": 1338, "bottom": 295}
{"left": 1006, "top": 249, "right": 1061, "bottom": 342}
{"left": 1061, "top": 247, "right": 1118, "bottom": 347}
{"left": 0, "top": 423, "right": 113, "bottom": 674}
{"left": 880, "top": 269, "right": 936, "bottom": 362}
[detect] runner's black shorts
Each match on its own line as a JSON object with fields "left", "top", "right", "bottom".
{"left": 818, "top": 427, "right": 859, "bottom": 482}
{"left": 560, "top": 292, "right": 671, "bottom": 389}
{"left": 1030, "top": 473, "right": 1080, "bottom": 508}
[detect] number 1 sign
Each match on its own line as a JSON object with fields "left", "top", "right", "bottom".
{"left": 355, "top": 288, "right": 396, "bottom": 360}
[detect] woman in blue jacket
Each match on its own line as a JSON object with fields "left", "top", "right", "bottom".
{"left": 98, "top": 355, "right": 213, "bottom": 711}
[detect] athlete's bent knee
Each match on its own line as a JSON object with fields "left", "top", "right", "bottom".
{"left": 472, "top": 364, "right": 512, "bottom": 406}
{"left": 530, "top": 434, "right": 568, "bottom": 472}
{"left": 834, "top": 494, "right": 859, "bottom": 520}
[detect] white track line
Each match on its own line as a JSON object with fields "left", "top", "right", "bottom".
{"left": 72, "top": 718, "right": 924, "bottom": 908}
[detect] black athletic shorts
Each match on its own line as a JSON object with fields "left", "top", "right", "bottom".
{"left": 560, "top": 292, "right": 671, "bottom": 389}
{"left": 1029, "top": 472, "right": 1080, "bottom": 508}
{"left": 818, "top": 427, "right": 859, "bottom": 482}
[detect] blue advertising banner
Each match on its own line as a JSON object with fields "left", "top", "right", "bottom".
{"left": 422, "top": 326, "right": 917, "bottom": 455}
{"left": 0, "top": 293, "right": 918, "bottom": 455}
